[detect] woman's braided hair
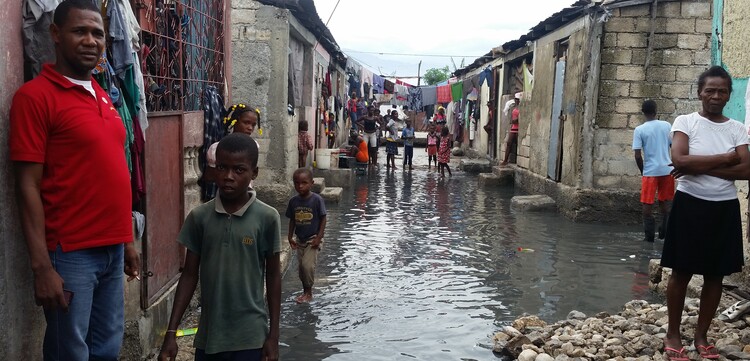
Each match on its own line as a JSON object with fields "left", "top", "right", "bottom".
{"left": 223, "top": 103, "right": 263, "bottom": 135}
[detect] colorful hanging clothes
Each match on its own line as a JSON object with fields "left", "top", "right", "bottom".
{"left": 479, "top": 67, "right": 493, "bottom": 88}
{"left": 437, "top": 84, "right": 452, "bottom": 103}
{"left": 408, "top": 87, "right": 423, "bottom": 111}
{"left": 450, "top": 82, "right": 463, "bottom": 102}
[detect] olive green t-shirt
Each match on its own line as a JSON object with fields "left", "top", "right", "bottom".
{"left": 178, "top": 191, "right": 281, "bottom": 354}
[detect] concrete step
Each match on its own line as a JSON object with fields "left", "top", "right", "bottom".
{"left": 459, "top": 159, "right": 492, "bottom": 174}
{"left": 478, "top": 172, "right": 513, "bottom": 187}
{"left": 511, "top": 195, "right": 556, "bottom": 212}
{"left": 320, "top": 187, "right": 343, "bottom": 203}
{"left": 312, "top": 177, "right": 326, "bottom": 194}
{"left": 493, "top": 166, "right": 513, "bottom": 176}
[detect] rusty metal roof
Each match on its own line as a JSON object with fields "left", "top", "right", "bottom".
{"left": 255, "top": 0, "right": 347, "bottom": 67}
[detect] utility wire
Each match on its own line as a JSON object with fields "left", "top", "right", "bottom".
{"left": 342, "top": 49, "right": 484, "bottom": 58}
{"left": 324, "top": 0, "right": 342, "bottom": 26}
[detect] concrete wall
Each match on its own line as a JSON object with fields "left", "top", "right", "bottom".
{"left": 721, "top": 0, "right": 750, "bottom": 124}
{"left": 594, "top": 0, "right": 713, "bottom": 190}
{"left": 231, "top": 0, "right": 299, "bottom": 203}
{"left": 0, "top": 1, "right": 46, "bottom": 359}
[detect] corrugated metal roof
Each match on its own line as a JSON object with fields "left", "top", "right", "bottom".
{"left": 455, "top": 0, "right": 593, "bottom": 76}
{"left": 255, "top": 0, "right": 347, "bottom": 67}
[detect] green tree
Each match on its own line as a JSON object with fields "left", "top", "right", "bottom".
{"left": 423, "top": 66, "right": 450, "bottom": 85}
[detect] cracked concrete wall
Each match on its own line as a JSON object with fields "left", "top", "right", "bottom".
{"left": 0, "top": 0, "right": 46, "bottom": 359}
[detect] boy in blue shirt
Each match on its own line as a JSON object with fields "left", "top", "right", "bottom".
{"left": 158, "top": 133, "right": 281, "bottom": 361}
{"left": 286, "top": 168, "right": 327, "bottom": 304}
{"left": 402, "top": 119, "right": 415, "bottom": 170}
{"left": 632, "top": 99, "right": 674, "bottom": 242}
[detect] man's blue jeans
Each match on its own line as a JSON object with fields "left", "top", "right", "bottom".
{"left": 44, "top": 244, "right": 125, "bottom": 361}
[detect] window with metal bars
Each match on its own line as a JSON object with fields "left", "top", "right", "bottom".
{"left": 136, "top": 0, "right": 225, "bottom": 112}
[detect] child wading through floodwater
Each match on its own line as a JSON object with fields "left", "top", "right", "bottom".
{"left": 426, "top": 124, "right": 438, "bottom": 169}
{"left": 385, "top": 110, "right": 399, "bottom": 170}
{"left": 438, "top": 126, "right": 452, "bottom": 177}
{"left": 286, "top": 168, "right": 327, "bottom": 304}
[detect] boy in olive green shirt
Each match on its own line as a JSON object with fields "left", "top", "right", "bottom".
{"left": 158, "top": 134, "right": 281, "bottom": 361}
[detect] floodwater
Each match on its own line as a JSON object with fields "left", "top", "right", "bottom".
{"left": 279, "top": 154, "right": 661, "bottom": 361}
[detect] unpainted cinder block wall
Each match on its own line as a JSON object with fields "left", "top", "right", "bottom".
{"left": 594, "top": 0, "right": 712, "bottom": 190}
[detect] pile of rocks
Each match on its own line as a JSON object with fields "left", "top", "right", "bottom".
{"left": 493, "top": 299, "right": 750, "bottom": 361}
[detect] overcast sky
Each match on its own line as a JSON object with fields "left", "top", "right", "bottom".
{"left": 313, "top": 0, "right": 577, "bottom": 84}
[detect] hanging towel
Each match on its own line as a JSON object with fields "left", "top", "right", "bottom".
{"left": 421, "top": 86, "right": 437, "bottom": 106}
{"left": 451, "top": 82, "right": 463, "bottom": 102}
{"left": 467, "top": 87, "right": 479, "bottom": 101}
{"left": 437, "top": 84, "right": 452, "bottom": 103}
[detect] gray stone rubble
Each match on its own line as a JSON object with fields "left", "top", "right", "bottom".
{"left": 494, "top": 299, "right": 750, "bottom": 361}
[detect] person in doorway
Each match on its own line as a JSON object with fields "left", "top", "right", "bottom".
{"left": 501, "top": 93, "right": 521, "bottom": 166}
{"left": 402, "top": 119, "right": 416, "bottom": 170}
{"left": 427, "top": 124, "right": 439, "bottom": 169}
{"left": 158, "top": 134, "right": 281, "bottom": 361}
{"left": 438, "top": 126, "right": 453, "bottom": 177}
{"left": 359, "top": 106, "right": 381, "bottom": 165}
{"left": 286, "top": 168, "right": 327, "bottom": 304}
{"left": 298, "top": 120, "right": 314, "bottom": 168}
{"left": 661, "top": 66, "right": 749, "bottom": 361}
{"left": 632, "top": 99, "right": 674, "bottom": 242}
{"left": 10, "top": 1, "right": 140, "bottom": 359}
{"left": 385, "top": 110, "right": 400, "bottom": 170}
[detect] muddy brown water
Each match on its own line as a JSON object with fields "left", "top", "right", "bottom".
{"left": 278, "top": 154, "right": 661, "bottom": 361}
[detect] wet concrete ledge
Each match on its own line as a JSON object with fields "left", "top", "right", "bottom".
{"left": 513, "top": 166, "right": 641, "bottom": 224}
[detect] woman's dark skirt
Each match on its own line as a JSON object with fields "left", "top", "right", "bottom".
{"left": 661, "top": 191, "right": 744, "bottom": 276}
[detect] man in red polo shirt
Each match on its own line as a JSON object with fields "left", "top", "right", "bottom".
{"left": 9, "top": 0, "right": 139, "bottom": 360}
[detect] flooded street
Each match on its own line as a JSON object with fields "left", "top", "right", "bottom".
{"left": 279, "top": 153, "right": 662, "bottom": 361}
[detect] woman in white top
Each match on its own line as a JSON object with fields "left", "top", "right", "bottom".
{"left": 661, "top": 66, "right": 750, "bottom": 360}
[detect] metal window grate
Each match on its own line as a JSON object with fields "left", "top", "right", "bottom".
{"left": 138, "top": 0, "right": 225, "bottom": 112}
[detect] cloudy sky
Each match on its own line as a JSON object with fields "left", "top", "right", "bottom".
{"left": 313, "top": 0, "right": 577, "bottom": 84}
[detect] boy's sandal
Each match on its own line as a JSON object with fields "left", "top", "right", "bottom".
{"left": 697, "top": 345, "right": 720, "bottom": 359}
{"left": 664, "top": 346, "right": 690, "bottom": 361}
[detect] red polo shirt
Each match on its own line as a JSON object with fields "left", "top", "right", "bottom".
{"left": 10, "top": 64, "right": 133, "bottom": 252}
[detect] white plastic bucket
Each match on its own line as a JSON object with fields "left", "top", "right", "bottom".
{"left": 315, "top": 149, "right": 332, "bottom": 169}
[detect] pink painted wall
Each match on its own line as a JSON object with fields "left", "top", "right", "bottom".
{"left": 0, "top": 0, "right": 48, "bottom": 360}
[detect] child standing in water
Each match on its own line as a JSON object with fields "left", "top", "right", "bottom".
{"left": 438, "top": 126, "right": 452, "bottom": 177}
{"left": 298, "top": 120, "right": 314, "bottom": 168}
{"left": 286, "top": 168, "right": 327, "bottom": 303}
{"left": 426, "top": 124, "right": 439, "bottom": 169}
{"left": 401, "top": 119, "right": 415, "bottom": 170}
{"left": 385, "top": 110, "right": 399, "bottom": 170}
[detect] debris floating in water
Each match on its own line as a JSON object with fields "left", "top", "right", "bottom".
{"left": 517, "top": 247, "right": 535, "bottom": 253}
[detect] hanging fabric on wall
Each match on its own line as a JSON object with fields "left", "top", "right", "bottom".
{"left": 200, "top": 86, "right": 225, "bottom": 201}
{"left": 479, "top": 66, "right": 494, "bottom": 89}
